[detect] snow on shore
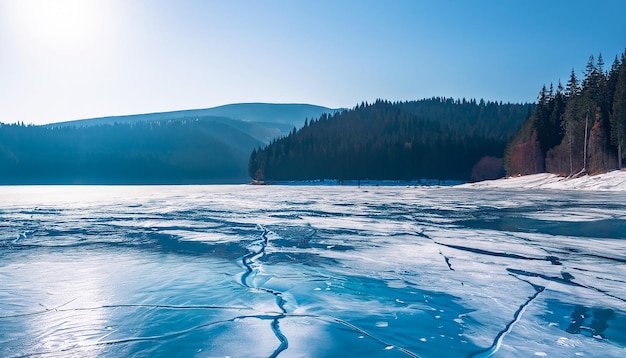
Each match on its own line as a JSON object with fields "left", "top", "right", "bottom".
{"left": 459, "top": 170, "right": 626, "bottom": 191}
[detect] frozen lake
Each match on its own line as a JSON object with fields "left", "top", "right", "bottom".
{"left": 1, "top": 185, "right": 625, "bottom": 357}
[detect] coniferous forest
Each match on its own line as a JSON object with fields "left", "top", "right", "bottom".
{"left": 506, "top": 49, "right": 626, "bottom": 176}
{"left": 2, "top": 50, "right": 623, "bottom": 184}
{"left": 0, "top": 119, "right": 262, "bottom": 184}
{"left": 248, "top": 98, "right": 533, "bottom": 181}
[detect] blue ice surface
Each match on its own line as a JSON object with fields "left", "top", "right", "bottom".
{"left": 0, "top": 185, "right": 624, "bottom": 357}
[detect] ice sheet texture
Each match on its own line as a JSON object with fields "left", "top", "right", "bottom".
{"left": 1, "top": 185, "right": 625, "bottom": 357}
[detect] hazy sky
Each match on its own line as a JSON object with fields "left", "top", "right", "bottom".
{"left": 1, "top": 0, "right": 625, "bottom": 125}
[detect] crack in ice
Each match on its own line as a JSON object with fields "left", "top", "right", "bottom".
{"left": 0, "top": 303, "right": 250, "bottom": 320}
{"left": 440, "top": 250, "right": 454, "bottom": 271}
{"left": 11, "top": 312, "right": 422, "bottom": 358}
{"left": 438, "top": 243, "right": 563, "bottom": 265}
{"left": 507, "top": 268, "right": 626, "bottom": 303}
{"left": 240, "top": 226, "right": 289, "bottom": 357}
{"left": 470, "top": 276, "right": 545, "bottom": 358}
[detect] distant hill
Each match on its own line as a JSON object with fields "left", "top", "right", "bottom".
{"left": 1, "top": 103, "right": 337, "bottom": 184}
{"left": 48, "top": 103, "right": 339, "bottom": 142}
{"left": 0, "top": 118, "right": 264, "bottom": 184}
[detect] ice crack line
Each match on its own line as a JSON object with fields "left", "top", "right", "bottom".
{"left": 470, "top": 276, "right": 545, "bottom": 358}
{"left": 0, "top": 303, "right": 249, "bottom": 320}
{"left": 12, "top": 313, "right": 421, "bottom": 358}
{"left": 507, "top": 268, "right": 626, "bottom": 303}
{"left": 240, "top": 226, "right": 288, "bottom": 357}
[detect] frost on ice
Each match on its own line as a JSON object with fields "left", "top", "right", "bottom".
{"left": 0, "top": 184, "right": 625, "bottom": 357}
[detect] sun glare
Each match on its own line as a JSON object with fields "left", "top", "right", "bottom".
{"left": 8, "top": 0, "right": 105, "bottom": 50}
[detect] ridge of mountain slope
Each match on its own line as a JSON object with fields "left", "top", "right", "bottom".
{"left": 46, "top": 103, "right": 339, "bottom": 129}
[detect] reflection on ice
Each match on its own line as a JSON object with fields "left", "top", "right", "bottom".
{"left": 1, "top": 185, "right": 625, "bottom": 357}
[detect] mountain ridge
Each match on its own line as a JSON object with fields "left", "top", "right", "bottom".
{"left": 46, "top": 103, "right": 340, "bottom": 129}
{"left": 0, "top": 103, "right": 341, "bottom": 184}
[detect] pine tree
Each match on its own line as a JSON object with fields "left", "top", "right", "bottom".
{"left": 610, "top": 51, "right": 626, "bottom": 168}
{"left": 566, "top": 69, "right": 580, "bottom": 98}
{"left": 584, "top": 54, "right": 597, "bottom": 82}
{"left": 597, "top": 53, "right": 605, "bottom": 75}
{"left": 536, "top": 84, "right": 563, "bottom": 154}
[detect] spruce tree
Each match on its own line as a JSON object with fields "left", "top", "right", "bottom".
{"left": 562, "top": 69, "right": 584, "bottom": 175}
{"left": 566, "top": 69, "right": 580, "bottom": 98}
{"left": 610, "top": 52, "right": 626, "bottom": 168}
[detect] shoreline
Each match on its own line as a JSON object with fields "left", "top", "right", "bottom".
{"left": 459, "top": 170, "right": 626, "bottom": 191}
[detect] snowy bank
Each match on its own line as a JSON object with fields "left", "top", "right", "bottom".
{"left": 459, "top": 170, "right": 626, "bottom": 191}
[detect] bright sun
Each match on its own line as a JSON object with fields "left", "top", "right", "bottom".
{"left": 7, "top": 0, "right": 104, "bottom": 50}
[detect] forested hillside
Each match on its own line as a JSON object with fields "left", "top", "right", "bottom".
{"left": 0, "top": 118, "right": 262, "bottom": 184}
{"left": 48, "top": 103, "right": 337, "bottom": 143}
{"left": 506, "top": 49, "right": 626, "bottom": 176}
{"left": 248, "top": 99, "right": 533, "bottom": 181}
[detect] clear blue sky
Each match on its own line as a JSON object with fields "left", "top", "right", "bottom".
{"left": 1, "top": 0, "right": 625, "bottom": 125}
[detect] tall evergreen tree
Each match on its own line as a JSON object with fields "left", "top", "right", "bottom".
{"left": 566, "top": 69, "right": 580, "bottom": 98}
{"left": 597, "top": 53, "right": 605, "bottom": 75}
{"left": 562, "top": 69, "right": 585, "bottom": 175}
{"left": 535, "top": 84, "right": 564, "bottom": 154}
{"left": 507, "top": 50, "right": 625, "bottom": 176}
{"left": 610, "top": 51, "right": 626, "bottom": 168}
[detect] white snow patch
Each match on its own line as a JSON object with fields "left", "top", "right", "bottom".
{"left": 459, "top": 170, "right": 626, "bottom": 191}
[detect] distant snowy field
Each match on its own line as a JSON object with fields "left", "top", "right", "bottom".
{"left": 461, "top": 170, "right": 626, "bottom": 191}
{"left": 0, "top": 185, "right": 625, "bottom": 357}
